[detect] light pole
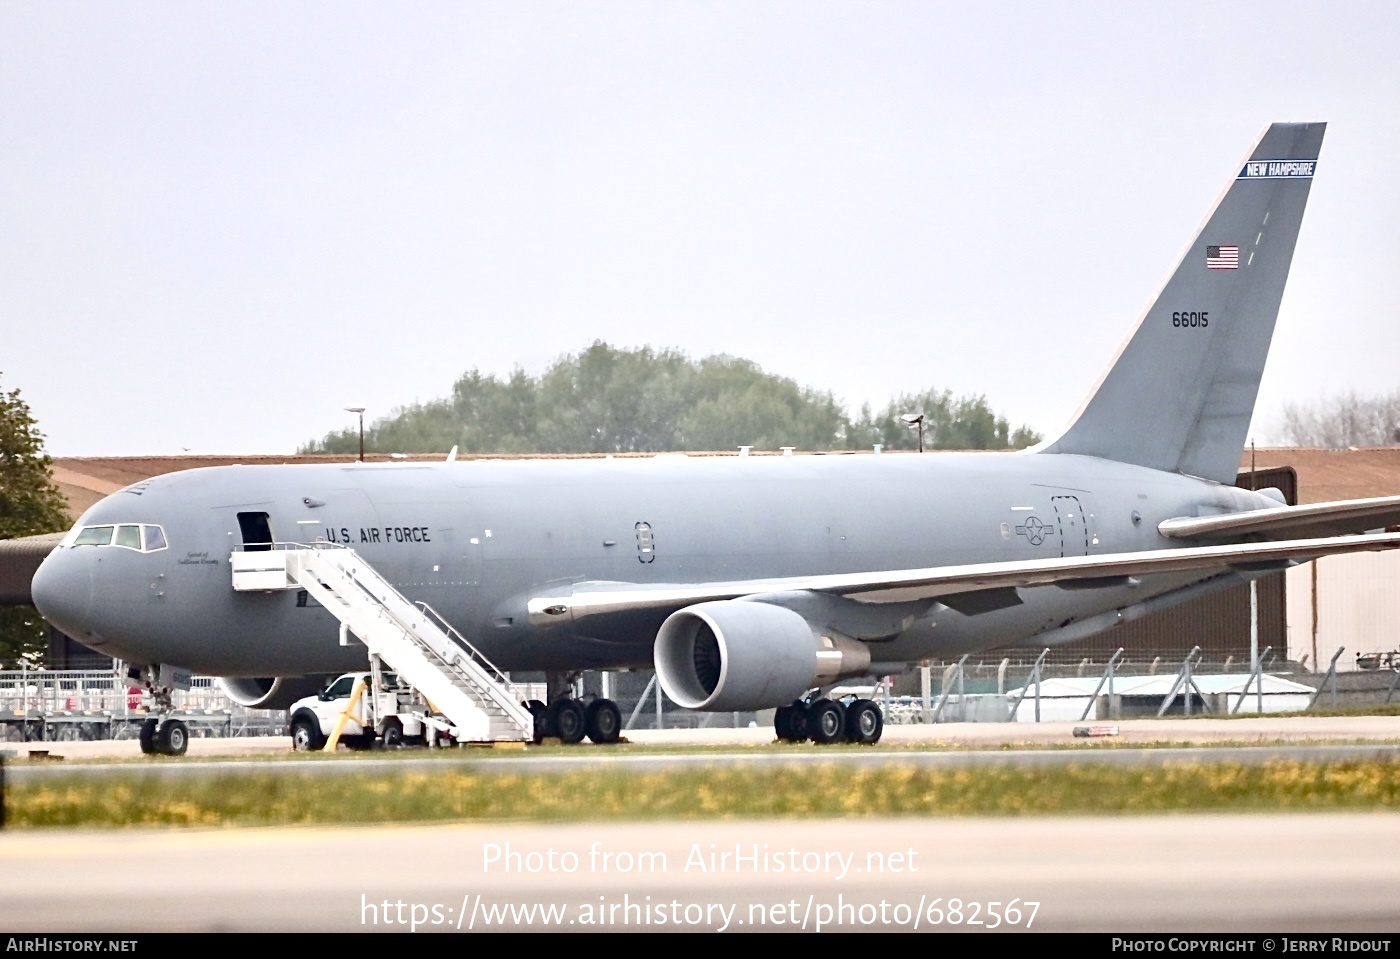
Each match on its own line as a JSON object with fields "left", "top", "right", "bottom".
{"left": 900, "top": 412, "right": 925, "bottom": 453}
{"left": 344, "top": 407, "right": 365, "bottom": 462}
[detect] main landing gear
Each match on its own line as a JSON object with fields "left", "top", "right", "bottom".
{"left": 774, "top": 696, "right": 884, "bottom": 745}
{"left": 525, "top": 670, "right": 623, "bottom": 745}
{"left": 525, "top": 697, "right": 623, "bottom": 745}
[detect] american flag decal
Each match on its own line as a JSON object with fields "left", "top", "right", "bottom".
{"left": 1206, "top": 245, "right": 1239, "bottom": 270}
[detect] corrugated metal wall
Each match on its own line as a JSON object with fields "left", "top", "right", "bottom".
{"left": 1286, "top": 551, "right": 1400, "bottom": 672}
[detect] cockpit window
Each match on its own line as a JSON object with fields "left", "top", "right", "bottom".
{"left": 69, "top": 523, "right": 169, "bottom": 552}
{"left": 73, "top": 526, "right": 114, "bottom": 547}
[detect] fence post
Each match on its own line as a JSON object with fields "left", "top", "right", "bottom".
{"left": 1078, "top": 648, "right": 1124, "bottom": 722}
{"left": 1307, "top": 647, "right": 1346, "bottom": 711}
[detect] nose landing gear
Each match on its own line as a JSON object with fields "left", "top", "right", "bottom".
{"left": 130, "top": 664, "right": 191, "bottom": 757}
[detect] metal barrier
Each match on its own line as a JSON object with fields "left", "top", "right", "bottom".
{"left": 0, "top": 669, "right": 286, "bottom": 742}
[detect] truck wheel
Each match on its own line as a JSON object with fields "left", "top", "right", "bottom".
{"left": 380, "top": 717, "right": 404, "bottom": 748}
{"left": 139, "top": 717, "right": 159, "bottom": 755}
{"left": 157, "top": 719, "right": 189, "bottom": 757}
{"left": 290, "top": 715, "right": 323, "bottom": 752}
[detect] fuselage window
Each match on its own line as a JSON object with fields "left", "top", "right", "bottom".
{"left": 73, "top": 526, "right": 114, "bottom": 547}
{"left": 143, "top": 525, "right": 168, "bottom": 551}
{"left": 114, "top": 525, "right": 142, "bottom": 550}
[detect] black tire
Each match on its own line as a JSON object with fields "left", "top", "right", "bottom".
{"left": 526, "top": 699, "right": 549, "bottom": 743}
{"left": 547, "top": 699, "right": 586, "bottom": 744}
{"left": 157, "top": 719, "right": 189, "bottom": 757}
{"left": 138, "top": 717, "right": 159, "bottom": 755}
{"left": 808, "top": 699, "right": 846, "bottom": 745}
{"left": 786, "top": 701, "right": 811, "bottom": 742}
{"left": 290, "top": 714, "right": 323, "bottom": 752}
{"left": 584, "top": 699, "right": 622, "bottom": 744}
{"left": 380, "top": 717, "right": 404, "bottom": 748}
{"left": 845, "top": 699, "right": 884, "bottom": 745}
{"left": 774, "top": 705, "right": 792, "bottom": 741}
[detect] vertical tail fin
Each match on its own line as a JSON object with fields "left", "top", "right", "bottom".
{"left": 1039, "top": 122, "right": 1325, "bottom": 483}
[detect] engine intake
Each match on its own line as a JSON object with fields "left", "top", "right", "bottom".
{"left": 219, "top": 676, "right": 328, "bottom": 711}
{"left": 655, "top": 601, "right": 871, "bottom": 711}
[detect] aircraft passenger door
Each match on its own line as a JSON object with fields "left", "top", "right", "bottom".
{"left": 1050, "top": 496, "right": 1090, "bottom": 557}
{"left": 237, "top": 512, "right": 275, "bottom": 552}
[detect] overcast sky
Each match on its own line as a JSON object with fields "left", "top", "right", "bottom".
{"left": 4, "top": 2, "right": 1398, "bottom": 456}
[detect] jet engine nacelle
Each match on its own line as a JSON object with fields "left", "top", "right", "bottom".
{"left": 219, "top": 676, "right": 329, "bottom": 711}
{"left": 654, "top": 600, "right": 871, "bottom": 711}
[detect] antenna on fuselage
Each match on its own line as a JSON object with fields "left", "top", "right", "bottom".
{"left": 446, "top": 445, "right": 458, "bottom": 463}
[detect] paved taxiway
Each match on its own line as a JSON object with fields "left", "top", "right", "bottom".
{"left": 11, "top": 713, "right": 1400, "bottom": 762}
{"left": 2, "top": 814, "right": 1398, "bottom": 932}
{"left": 2, "top": 716, "right": 1398, "bottom": 932}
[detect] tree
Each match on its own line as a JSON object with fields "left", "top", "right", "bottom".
{"left": 300, "top": 342, "right": 1041, "bottom": 455}
{"left": 0, "top": 376, "right": 71, "bottom": 666}
{"left": 1279, "top": 389, "right": 1400, "bottom": 448}
{"left": 851, "top": 389, "right": 1042, "bottom": 451}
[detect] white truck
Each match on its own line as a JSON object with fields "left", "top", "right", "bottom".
{"left": 288, "top": 669, "right": 451, "bottom": 751}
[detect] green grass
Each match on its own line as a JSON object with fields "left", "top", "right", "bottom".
{"left": 9, "top": 758, "right": 1400, "bottom": 827}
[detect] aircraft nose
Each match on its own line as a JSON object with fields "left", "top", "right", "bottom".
{"left": 30, "top": 549, "right": 95, "bottom": 640}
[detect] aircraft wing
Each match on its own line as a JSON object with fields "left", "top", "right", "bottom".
{"left": 1159, "top": 495, "right": 1400, "bottom": 541}
{"left": 528, "top": 530, "right": 1400, "bottom": 627}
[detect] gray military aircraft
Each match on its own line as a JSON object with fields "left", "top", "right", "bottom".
{"left": 29, "top": 121, "right": 1400, "bottom": 749}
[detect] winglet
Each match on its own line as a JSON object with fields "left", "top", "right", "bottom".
{"left": 1038, "top": 122, "right": 1326, "bottom": 483}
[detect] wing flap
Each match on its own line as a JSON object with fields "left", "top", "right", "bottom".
{"left": 1159, "top": 495, "right": 1400, "bottom": 541}
{"left": 528, "top": 531, "right": 1400, "bottom": 627}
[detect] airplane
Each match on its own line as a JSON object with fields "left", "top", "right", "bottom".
{"left": 29, "top": 121, "right": 1400, "bottom": 751}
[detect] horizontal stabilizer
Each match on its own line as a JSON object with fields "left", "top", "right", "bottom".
{"left": 1159, "top": 495, "right": 1400, "bottom": 541}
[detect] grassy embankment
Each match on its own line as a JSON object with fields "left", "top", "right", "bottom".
{"left": 9, "top": 759, "right": 1400, "bottom": 827}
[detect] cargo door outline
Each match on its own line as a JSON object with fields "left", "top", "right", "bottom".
{"left": 1051, "top": 495, "right": 1091, "bottom": 557}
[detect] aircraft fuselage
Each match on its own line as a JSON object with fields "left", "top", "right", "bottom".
{"left": 32, "top": 452, "right": 1274, "bottom": 677}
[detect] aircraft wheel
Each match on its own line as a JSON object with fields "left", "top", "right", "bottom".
{"left": 773, "top": 705, "right": 791, "bottom": 741}
{"left": 547, "top": 699, "right": 586, "bottom": 744}
{"left": 774, "top": 704, "right": 807, "bottom": 742}
{"left": 584, "top": 699, "right": 622, "bottom": 744}
{"left": 157, "top": 719, "right": 189, "bottom": 757}
{"left": 808, "top": 699, "right": 846, "bottom": 745}
{"left": 138, "top": 717, "right": 159, "bottom": 755}
{"left": 787, "top": 701, "right": 811, "bottom": 742}
{"left": 845, "top": 699, "right": 884, "bottom": 745}
{"left": 525, "top": 700, "right": 549, "bottom": 743}
{"left": 379, "top": 718, "right": 404, "bottom": 748}
{"left": 290, "top": 715, "right": 323, "bottom": 752}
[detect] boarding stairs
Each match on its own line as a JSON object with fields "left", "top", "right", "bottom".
{"left": 231, "top": 544, "right": 533, "bottom": 742}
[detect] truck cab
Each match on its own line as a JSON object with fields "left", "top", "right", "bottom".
{"left": 288, "top": 670, "right": 438, "bottom": 751}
